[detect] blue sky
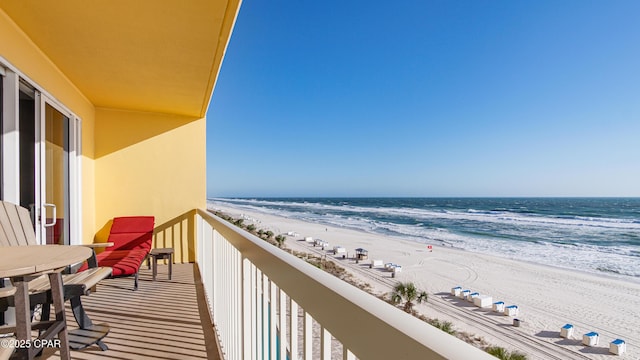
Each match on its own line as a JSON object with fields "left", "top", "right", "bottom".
{"left": 206, "top": 1, "right": 640, "bottom": 198}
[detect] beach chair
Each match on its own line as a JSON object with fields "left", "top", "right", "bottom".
{"left": 474, "top": 295, "right": 493, "bottom": 308}
{"left": 560, "top": 324, "right": 574, "bottom": 338}
{"left": 609, "top": 339, "right": 626, "bottom": 355}
{"left": 493, "top": 301, "right": 505, "bottom": 312}
{"left": 77, "top": 216, "right": 154, "bottom": 290}
{"left": 0, "top": 336, "right": 15, "bottom": 360}
{"left": 582, "top": 332, "right": 599, "bottom": 346}
{"left": 0, "top": 285, "right": 16, "bottom": 360}
{"left": 0, "top": 200, "right": 112, "bottom": 350}
{"left": 460, "top": 289, "right": 471, "bottom": 299}
{"left": 504, "top": 305, "right": 519, "bottom": 316}
{"left": 451, "top": 286, "right": 462, "bottom": 297}
{"left": 333, "top": 246, "right": 346, "bottom": 255}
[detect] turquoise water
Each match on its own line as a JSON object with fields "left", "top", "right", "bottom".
{"left": 209, "top": 197, "right": 640, "bottom": 281}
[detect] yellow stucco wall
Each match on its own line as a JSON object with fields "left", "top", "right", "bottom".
{"left": 94, "top": 108, "right": 206, "bottom": 262}
{"left": 0, "top": 8, "right": 97, "bottom": 243}
{"left": 2, "top": 9, "right": 207, "bottom": 261}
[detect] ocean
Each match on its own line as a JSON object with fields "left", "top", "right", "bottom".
{"left": 208, "top": 197, "right": 640, "bottom": 281}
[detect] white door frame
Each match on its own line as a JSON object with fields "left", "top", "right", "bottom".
{"left": 1, "top": 58, "right": 82, "bottom": 245}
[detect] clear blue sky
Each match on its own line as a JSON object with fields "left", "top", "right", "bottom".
{"left": 206, "top": 1, "right": 640, "bottom": 198}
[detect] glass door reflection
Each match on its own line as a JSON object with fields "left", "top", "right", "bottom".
{"left": 43, "top": 103, "right": 70, "bottom": 245}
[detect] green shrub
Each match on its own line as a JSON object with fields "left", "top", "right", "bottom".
{"left": 486, "top": 346, "right": 527, "bottom": 360}
{"left": 509, "top": 353, "right": 527, "bottom": 360}
{"left": 428, "top": 319, "right": 455, "bottom": 335}
{"left": 275, "top": 234, "right": 286, "bottom": 248}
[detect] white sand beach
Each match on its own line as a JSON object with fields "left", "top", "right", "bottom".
{"left": 209, "top": 202, "right": 640, "bottom": 360}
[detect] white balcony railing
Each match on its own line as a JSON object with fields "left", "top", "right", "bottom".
{"left": 195, "top": 209, "right": 494, "bottom": 360}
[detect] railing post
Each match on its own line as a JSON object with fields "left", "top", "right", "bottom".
{"left": 251, "top": 264, "right": 258, "bottom": 360}
{"left": 343, "top": 348, "right": 355, "bottom": 360}
{"left": 303, "top": 312, "right": 312, "bottom": 360}
{"left": 257, "top": 270, "right": 264, "bottom": 359}
{"left": 262, "top": 274, "right": 270, "bottom": 359}
{"left": 233, "top": 245, "right": 241, "bottom": 359}
{"left": 289, "top": 299, "right": 298, "bottom": 360}
{"left": 242, "top": 258, "right": 251, "bottom": 360}
{"left": 279, "top": 289, "right": 287, "bottom": 360}
{"left": 270, "top": 281, "right": 277, "bottom": 360}
{"left": 321, "top": 327, "right": 331, "bottom": 360}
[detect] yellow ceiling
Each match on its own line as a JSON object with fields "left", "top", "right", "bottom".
{"left": 0, "top": 0, "right": 241, "bottom": 117}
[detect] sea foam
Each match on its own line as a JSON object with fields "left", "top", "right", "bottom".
{"left": 209, "top": 198, "right": 640, "bottom": 280}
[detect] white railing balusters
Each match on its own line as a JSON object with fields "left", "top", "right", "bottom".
{"left": 279, "top": 289, "right": 287, "bottom": 360}
{"left": 263, "top": 273, "right": 270, "bottom": 359}
{"left": 212, "top": 230, "right": 221, "bottom": 349}
{"left": 242, "top": 259, "right": 252, "bottom": 359}
{"left": 226, "top": 235, "right": 232, "bottom": 357}
{"left": 233, "top": 245, "right": 241, "bottom": 359}
{"left": 320, "top": 327, "right": 331, "bottom": 360}
{"left": 196, "top": 210, "right": 495, "bottom": 360}
{"left": 289, "top": 299, "right": 299, "bottom": 360}
{"left": 251, "top": 263, "right": 258, "bottom": 360}
{"left": 270, "top": 280, "right": 277, "bottom": 360}
{"left": 257, "top": 269, "right": 263, "bottom": 360}
{"left": 222, "top": 237, "right": 228, "bottom": 356}
{"left": 343, "top": 347, "right": 355, "bottom": 360}
{"left": 303, "top": 311, "right": 312, "bottom": 360}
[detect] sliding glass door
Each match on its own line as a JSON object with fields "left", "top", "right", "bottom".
{"left": 41, "top": 101, "right": 72, "bottom": 245}
{"left": 3, "top": 75, "right": 78, "bottom": 245}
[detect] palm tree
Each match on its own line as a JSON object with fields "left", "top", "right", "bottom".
{"left": 390, "top": 282, "right": 428, "bottom": 313}
{"left": 275, "top": 234, "right": 286, "bottom": 248}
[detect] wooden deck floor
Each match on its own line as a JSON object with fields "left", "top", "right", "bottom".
{"left": 40, "top": 263, "right": 220, "bottom": 360}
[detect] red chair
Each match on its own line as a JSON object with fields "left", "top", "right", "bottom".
{"left": 78, "top": 216, "right": 154, "bottom": 290}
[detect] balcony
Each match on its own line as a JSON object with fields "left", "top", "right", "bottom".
{"left": 38, "top": 209, "right": 493, "bottom": 359}
{"left": 41, "top": 263, "right": 219, "bottom": 360}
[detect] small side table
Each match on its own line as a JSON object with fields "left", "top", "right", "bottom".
{"left": 147, "top": 248, "right": 174, "bottom": 281}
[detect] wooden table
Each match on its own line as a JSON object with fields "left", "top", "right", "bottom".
{"left": 0, "top": 245, "right": 92, "bottom": 360}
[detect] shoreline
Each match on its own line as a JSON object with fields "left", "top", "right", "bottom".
{"left": 209, "top": 201, "right": 639, "bottom": 359}
{"left": 436, "top": 241, "right": 640, "bottom": 286}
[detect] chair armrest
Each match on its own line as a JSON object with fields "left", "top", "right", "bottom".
{"left": 63, "top": 267, "right": 112, "bottom": 296}
{"left": 75, "top": 243, "right": 113, "bottom": 268}
{"left": 0, "top": 286, "right": 16, "bottom": 298}
{"left": 82, "top": 242, "right": 114, "bottom": 249}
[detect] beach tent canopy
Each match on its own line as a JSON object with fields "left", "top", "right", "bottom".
{"left": 355, "top": 248, "right": 369, "bottom": 260}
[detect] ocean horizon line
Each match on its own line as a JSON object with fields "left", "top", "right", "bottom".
{"left": 209, "top": 197, "right": 640, "bottom": 280}
{"left": 211, "top": 195, "right": 640, "bottom": 199}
